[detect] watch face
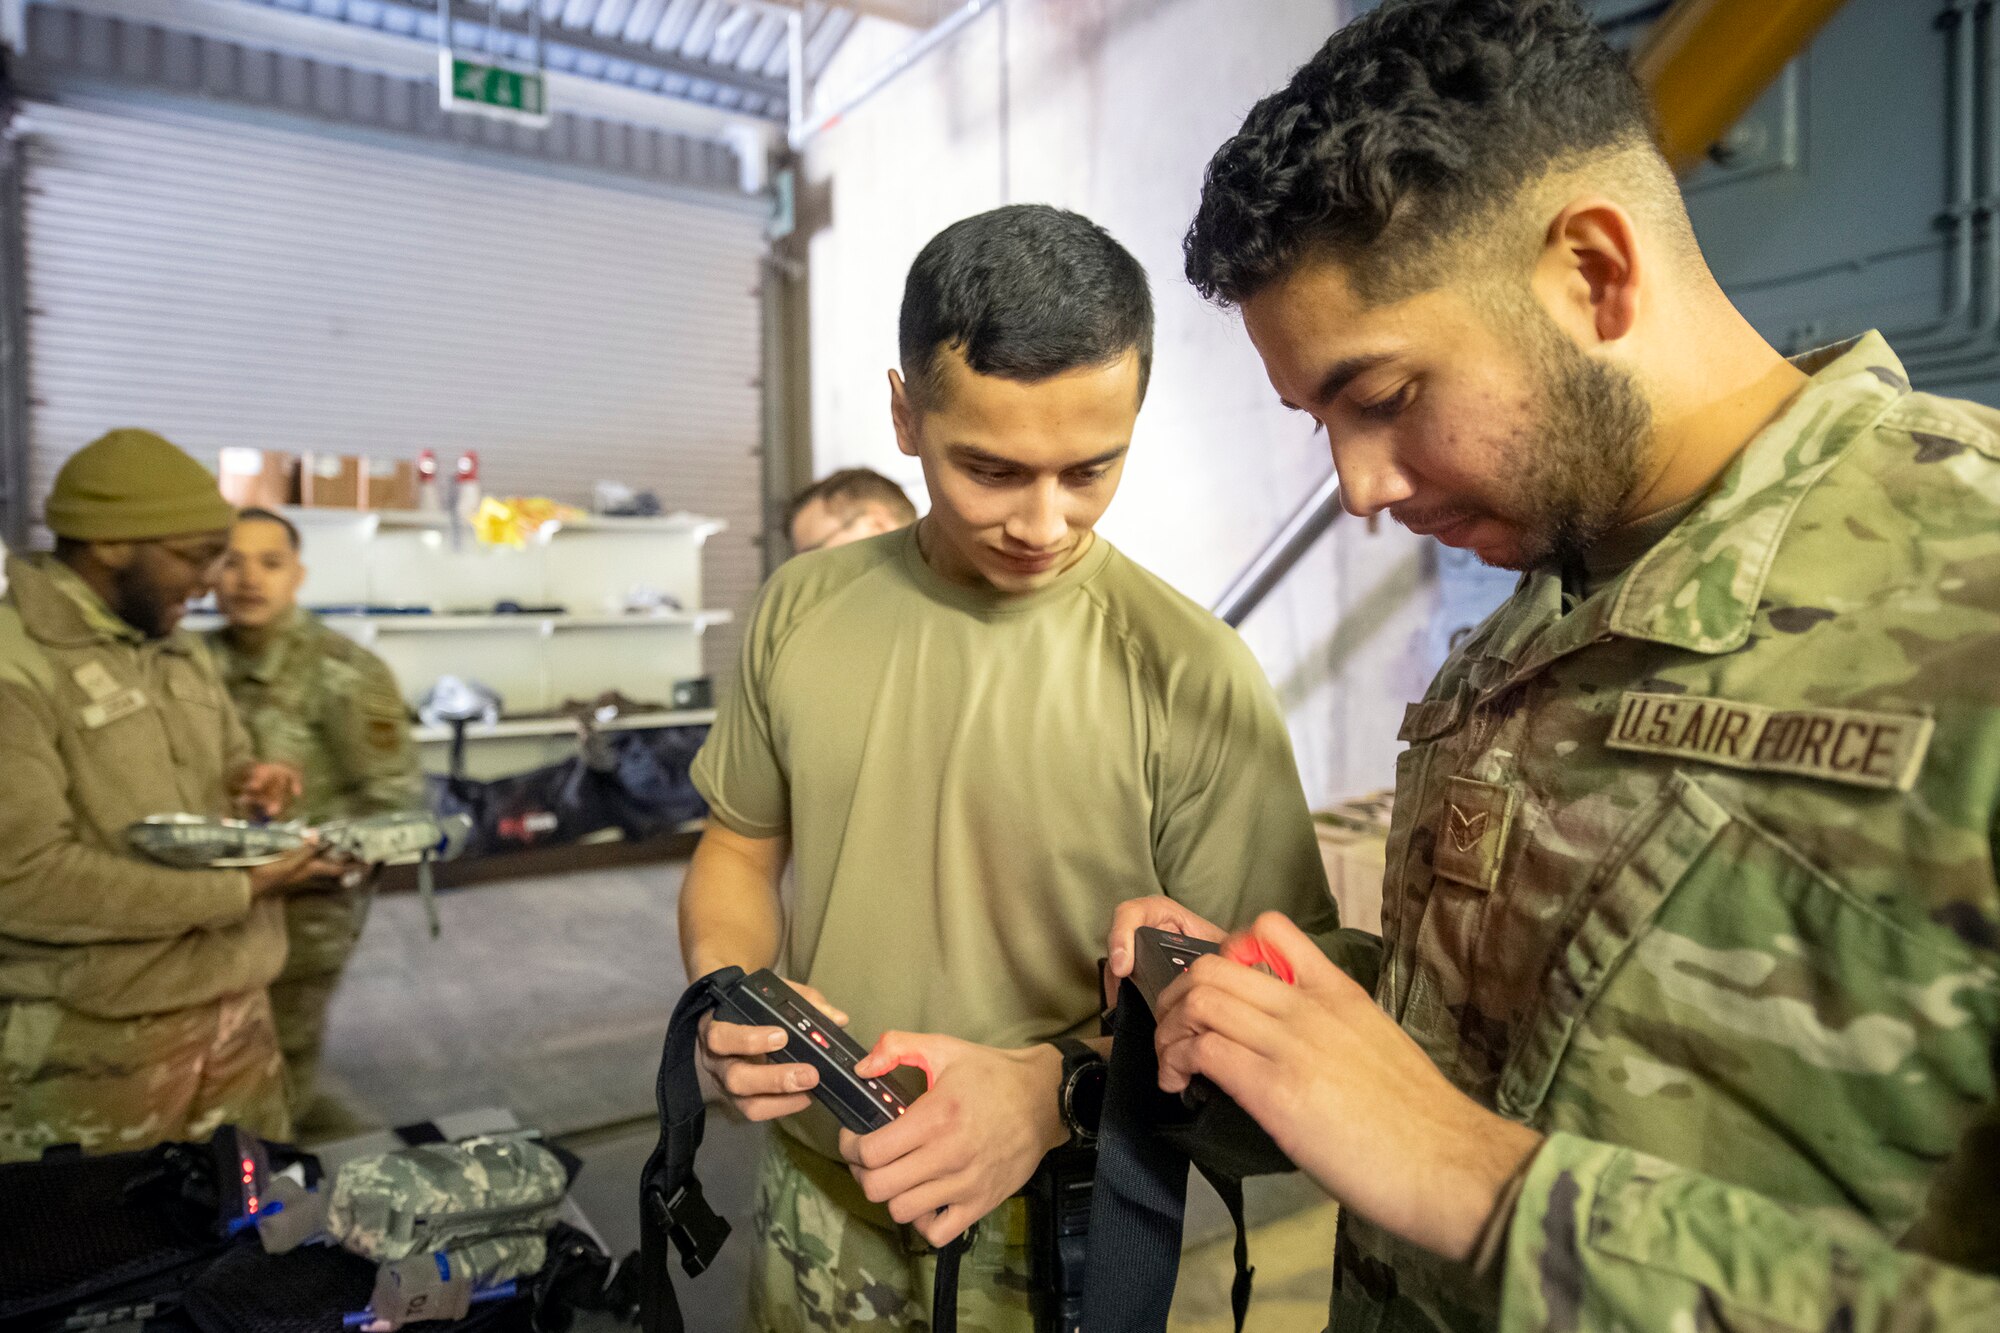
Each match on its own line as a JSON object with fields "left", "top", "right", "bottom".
{"left": 1067, "top": 1061, "right": 1109, "bottom": 1139}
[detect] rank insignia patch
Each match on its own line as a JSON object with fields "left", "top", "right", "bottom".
{"left": 1433, "top": 775, "right": 1516, "bottom": 892}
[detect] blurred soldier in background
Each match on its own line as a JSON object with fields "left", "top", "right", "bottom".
{"left": 788, "top": 467, "right": 917, "bottom": 554}
{"left": 209, "top": 506, "right": 423, "bottom": 1131}
{"left": 0, "top": 429, "right": 331, "bottom": 1159}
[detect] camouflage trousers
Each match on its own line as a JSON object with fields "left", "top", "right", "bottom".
{"left": 270, "top": 882, "right": 371, "bottom": 1117}
{"left": 748, "top": 1134, "right": 1037, "bottom": 1333}
{"left": 0, "top": 988, "right": 290, "bottom": 1162}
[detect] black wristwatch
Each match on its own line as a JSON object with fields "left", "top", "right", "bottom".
{"left": 1055, "top": 1038, "right": 1109, "bottom": 1145}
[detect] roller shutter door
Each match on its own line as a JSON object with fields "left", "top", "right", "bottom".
{"left": 18, "top": 96, "right": 763, "bottom": 674}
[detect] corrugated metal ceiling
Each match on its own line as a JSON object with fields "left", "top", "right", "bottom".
{"left": 237, "top": 0, "right": 861, "bottom": 120}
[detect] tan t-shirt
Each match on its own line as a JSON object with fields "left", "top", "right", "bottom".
{"left": 693, "top": 525, "right": 1336, "bottom": 1169}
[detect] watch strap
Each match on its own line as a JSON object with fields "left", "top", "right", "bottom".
{"left": 1056, "top": 1038, "right": 1108, "bottom": 1144}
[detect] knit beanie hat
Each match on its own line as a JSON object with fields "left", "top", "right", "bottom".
{"left": 44, "top": 429, "right": 236, "bottom": 541}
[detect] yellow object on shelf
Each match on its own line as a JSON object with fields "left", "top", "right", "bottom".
{"left": 472, "top": 496, "right": 587, "bottom": 548}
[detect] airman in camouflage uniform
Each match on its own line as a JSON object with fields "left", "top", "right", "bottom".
{"left": 209, "top": 509, "right": 423, "bottom": 1120}
{"left": 0, "top": 431, "right": 325, "bottom": 1161}
{"left": 1334, "top": 335, "right": 2000, "bottom": 1328}
{"left": 1154, "top": 2, "right": 2000, "bottom": 1327}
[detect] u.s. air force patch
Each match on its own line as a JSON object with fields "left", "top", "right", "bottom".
{"left": 367, "top": 714, "right": 404, "bottom": 752}
{"left": 1605, "top": 691, "right": 1932, "bottom": 791}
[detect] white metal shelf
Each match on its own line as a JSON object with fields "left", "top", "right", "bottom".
{"left": 326, "top": 610, "right": 733, "bottom": 633}
{"left": 412, "top": 708, "right": 716, "bottom": 745}
{"left": 275, "top": 505, "right": 727, "bottom": 539}
{"left": 184, "top": 610, "right": 734, "bottom": 634}
{"left": 195, "top": 498, "right": 723, "bottom": 775}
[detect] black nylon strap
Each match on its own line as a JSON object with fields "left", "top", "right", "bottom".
{"left": 1081, "top": 980, "right": 1196, "bottom": 1333}
{"left": 1195, "top": 1166, "right": 1255, "bottom": 1333}
{"left": 638, "top": 966, "right": 743, "bottom": 1333}
{"left": 1082, "top": 980, "right": 1262, "bottom": 1333}
{"left": 931, "top": 1234, "right": 968, "bottom": 1333}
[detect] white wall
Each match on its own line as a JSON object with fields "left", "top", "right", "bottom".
{"left": 801, "top": 0, "right": 1440, "bottom": 807}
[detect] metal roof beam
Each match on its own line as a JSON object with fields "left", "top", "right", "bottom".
{"left": 28, "top": 0, "right": 781, "bottom": 137}
{"left": 366, "top": 0, "right": 789, "bottom": 104}
{"left": 750, "top": 0, "right": 939, "bottom": 30}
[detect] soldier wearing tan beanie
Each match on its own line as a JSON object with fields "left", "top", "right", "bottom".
{"left": 0, "top": 429, "right": 333, "bottom": 1160}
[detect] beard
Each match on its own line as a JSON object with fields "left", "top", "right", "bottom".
{"left": 1480, "top": 302, "right": 1653, "bottom": 572}
{"left": 111, "top": 561, "right": 183, "bottom": 639}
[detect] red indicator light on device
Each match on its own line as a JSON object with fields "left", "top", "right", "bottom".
{"left": 810, "top": 1031, "right": 829, "bottom": 1048}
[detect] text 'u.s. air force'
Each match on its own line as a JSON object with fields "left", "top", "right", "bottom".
{"left": 1604, "top": 691, "right": 1933, "bottom": 791}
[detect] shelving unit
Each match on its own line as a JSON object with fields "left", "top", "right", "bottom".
{"left": 408, "top": 710, "right": 717, "bottom": 744}
{"left": 204, "top": 505, "right": 729, "bottom": 780}
{"left": 319, "top": 611, "right": 729, "bottom": 634}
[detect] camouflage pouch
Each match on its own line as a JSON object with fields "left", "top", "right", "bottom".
{"left": 324, "top": 1128, "right": 568, "bottom": 1272}
{"left": 262, "top": 1134, "right": 574, "bottom": 1290}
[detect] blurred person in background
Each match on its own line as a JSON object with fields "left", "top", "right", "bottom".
{"left": 0, "top": 429, "right": 333, "bottom": 1159}
{"left": 788, "top": 467, "right": 917, "bottom": 554}
{"left": 208, "top": 506, "right": 423, "bottom": 1133}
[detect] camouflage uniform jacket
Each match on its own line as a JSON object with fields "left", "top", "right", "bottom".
{"left": 0, "top": 555, "right": 284, "bottom": 1019}
{"left": 205, "top": 609, "right": 421, "bottom": 827}
{"left": 1333, "top": 333, "right": 2000, "bottom": 1332}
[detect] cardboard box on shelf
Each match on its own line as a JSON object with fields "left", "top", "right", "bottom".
{"left": 216, "top": 448, "right": 295, "bottom": 508}
{"left": 361, "top": 457, "right": 418, "bottom": 511}
{"left": 298, "top": 453, "right": 362, "bottom": 508}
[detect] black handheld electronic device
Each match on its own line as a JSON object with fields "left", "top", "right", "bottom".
{"left": 1132, "top": 927, "right": 1235, "bottom": 1109}
{"left": 1131, "top": 927, "right": 1221, "bottom": 1012}
{"left": 715, "top": 969, "right": 923, "bottom": 1135}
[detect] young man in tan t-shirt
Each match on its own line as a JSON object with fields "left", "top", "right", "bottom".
{"left": 679, "top": 204, "right": 1345, "bottom": 1332}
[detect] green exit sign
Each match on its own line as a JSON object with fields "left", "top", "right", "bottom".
{"left": 439, "top": 52, "right": 550, "bottom": 125}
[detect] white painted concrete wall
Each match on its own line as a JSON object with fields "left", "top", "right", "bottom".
{"left": 799, "top": 0, "right": 1441, "bottom": 808}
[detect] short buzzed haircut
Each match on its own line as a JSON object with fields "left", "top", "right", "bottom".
{"left": 1184, "top": 0, "right": 1680, "bottom": 307}
{"left": 900, "top": 204, "right": 1155, "bottom": 409}
{"left": 237, "top": 506, "right": 301, "bottom": 550}
{"left": 788, "top": 468, "right": 917, "bottom": 530}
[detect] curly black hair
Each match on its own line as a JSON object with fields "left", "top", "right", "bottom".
{"left": 1184, "top": 0, "right": 1660, "bottom": 307}
{"left": 901, "top": 204, "right": 1154, "bottom": 408}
